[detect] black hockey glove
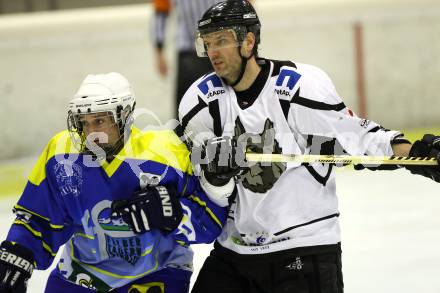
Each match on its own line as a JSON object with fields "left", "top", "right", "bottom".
{"left": 111, "top": 186, "right": 183, "bottom": 234}
{"left": 200, "top": 136, "right": 245, "bottom": 186}
{"left": 405, "top": 134, "right": 440, "bottom": 182}
{"left": 0, "top": 241, "right": 35, "bottom": 293}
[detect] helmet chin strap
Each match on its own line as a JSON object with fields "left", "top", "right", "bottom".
{"left": 226, "top": 46, "right": 254, "bottom": 87}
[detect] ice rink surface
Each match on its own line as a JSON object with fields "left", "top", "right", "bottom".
{"left": 1, "top": 168, "right": 439, "bottom": 292}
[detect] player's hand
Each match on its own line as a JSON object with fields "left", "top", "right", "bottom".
{"left": 111, "top": 186, "right": 183, "bottom": 234}
{"left": 0, "top": 241, "right": 34, "bottom": 293}
{"left": 201, "top": 136, "right": 245, "bottom": 186}
{"left": 406, "top": 134, "right": 440, "bottom": 182}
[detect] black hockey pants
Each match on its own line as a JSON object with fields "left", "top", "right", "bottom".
{"left": 192, "top": 242, "right": 343, "bottom": 293}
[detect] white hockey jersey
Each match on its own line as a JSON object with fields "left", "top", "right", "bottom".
{"left": 179, "top": 59, "right": 403, "bottom": 255}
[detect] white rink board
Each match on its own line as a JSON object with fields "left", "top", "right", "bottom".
{"left": 1, "top": 168, "right": 439, "bottom": 292}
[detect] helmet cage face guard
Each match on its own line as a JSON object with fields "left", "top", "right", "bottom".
{"left": 195, "top": 26, "right": 248, "bottom": 57}
{"left": 67, "top": 105, "right": 133, "bottom": 158}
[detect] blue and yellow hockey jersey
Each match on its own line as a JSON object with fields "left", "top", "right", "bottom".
{"left": 6, "top": 127, "right": 226, "bottom": 290}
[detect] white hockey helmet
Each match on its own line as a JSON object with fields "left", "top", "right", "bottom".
{"left": 67, "top": 72, "right": 136, "bottom": 157}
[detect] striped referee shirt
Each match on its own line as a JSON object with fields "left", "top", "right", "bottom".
{"left": 153, "top": 0, "right": 222, "bottom": 52}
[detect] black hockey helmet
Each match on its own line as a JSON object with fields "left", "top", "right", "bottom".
{"left": 196, "top": 0, "right": 261, "bottom": 57}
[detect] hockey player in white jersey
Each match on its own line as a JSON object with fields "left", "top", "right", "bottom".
{"left": 178, "top": 1, "right": 440, "bottom": 292}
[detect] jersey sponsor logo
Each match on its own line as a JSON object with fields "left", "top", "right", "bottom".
{"left": 207, "top": 89, "right": 226, "bottom": 98}
{"left": 97, "top": 207, "right": 130, "bottom": 232}
{"left": 256, "top": 235, "right": 267, "bottom": 245}
{"left": 66, "top": 261, "right": 111, "bottom": 291}
{"left": 276, "top": 68, "right": 302, "bottom": 90}
{"left": 105, "top": 235, "right": 142, "bottom": 266}
{"left": 89, "top": 201, "right": 147, "bottom": 265}
{"left": 274, "top": 89, "right": 291, "bottom": 97}
{"left": 139, "top": 172, "right": 161, "bottom": 188}
{"left": 244, "top": 231, "right": 269, "bottom": 245}
{"left": 230, "top": 234, "right": 291, "bottom": 247}
{"left": 234, "top": 117, "right": 286, "bottom": 193}
{"left": 53, "top": 160, "right": 83, "bottom": 197}
{"left": 197, "top": 74, "right": 223, "bottom": 95}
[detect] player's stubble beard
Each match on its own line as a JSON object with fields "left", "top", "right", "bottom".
{"left": 210, "top": 51, "right": 242, "bottom": 85}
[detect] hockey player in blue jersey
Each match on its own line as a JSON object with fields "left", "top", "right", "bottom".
{"left": 0, "top": 72, "right": 228, "bottom": 293}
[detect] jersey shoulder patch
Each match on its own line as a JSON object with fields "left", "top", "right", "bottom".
{"left": 270, "top": 59, "right": 302, "bottom": 102}
{"left": 195, "top": 72, "right": 226, "bottom": 101}
{"left": 179, "top": 72, "right": 224, "bottom": 118}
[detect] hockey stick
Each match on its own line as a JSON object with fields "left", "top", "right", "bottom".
{"left": 245, "top": 153, "right": 438, "bottom": 166}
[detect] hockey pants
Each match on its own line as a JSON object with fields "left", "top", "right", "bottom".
{"left": 192, "top": 242, "right": 344, "bottom": 293}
